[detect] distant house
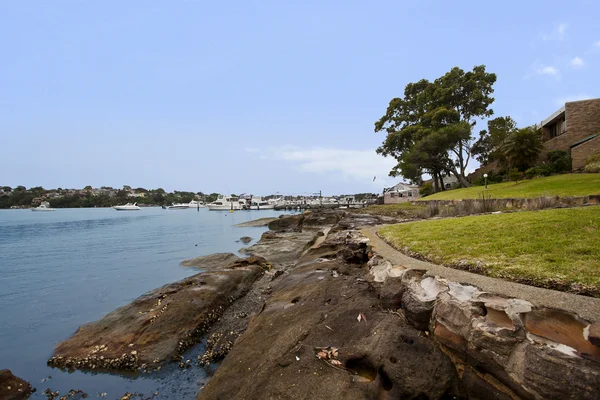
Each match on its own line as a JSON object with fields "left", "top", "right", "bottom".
{"left": 424, "top": 173, "right": 459, "bottom": 190}
{"left": 541, "top": 98, "right": 600, "bottom": 170}
{"left": 381, "top": 182, "right": 420, "bottom": 204}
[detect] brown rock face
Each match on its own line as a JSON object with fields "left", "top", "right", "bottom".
{"left": 198, "top": 230, "right": 461, "bottom": 400}
{"left": 588, "top": 322, "right": 600, "bottom": 347}
{"left": 0, "top": 370, "right": 32, "bottom": 400}
{"left": 48, "top": 261, "right": 266, "bottom": 371}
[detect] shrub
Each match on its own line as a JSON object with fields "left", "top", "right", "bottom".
{"left": 473, "top": 171, "right": 504, "bottom": 186}
{"left": 508, "top": 168, "right": 523, "bottom": 183}
{"left": 524, "top": 165, "right": 552, "bottom": 178}
{"left": 419, "top": 182, "right": 434, "bottom": 197}
{"left": 584, "top": 162, "right": 600, "bottom": 173}
{"left": 547, "top": 150, "right": 572, "bottom": 173}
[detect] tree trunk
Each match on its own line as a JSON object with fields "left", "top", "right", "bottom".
{"left": 451, "top": 168, "right": 471, "bottom": 187}
{"left": 438, "top": 172, "right": 445, "bottom": 191}
{"left": 432, "top": 171, "right": 440, "bottom": 193}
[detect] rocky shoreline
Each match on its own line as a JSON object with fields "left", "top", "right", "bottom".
{"left": 13, "top": 210, "right": 597, "bottom": 399}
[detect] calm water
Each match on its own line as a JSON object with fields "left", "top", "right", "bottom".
{"left": 0, "top": 207, "right": 293, "bottom": 399}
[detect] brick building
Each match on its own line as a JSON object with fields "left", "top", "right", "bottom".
{"left": 541, "top": 98, "right": 600, "bottom": 170}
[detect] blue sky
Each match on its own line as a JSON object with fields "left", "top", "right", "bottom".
{"left": 1, "top": 1, "right": 599, "bottom": 195}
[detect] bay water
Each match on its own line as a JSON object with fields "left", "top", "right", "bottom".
{"left": 0, "top": 207, "right": 293, "bottom": 399}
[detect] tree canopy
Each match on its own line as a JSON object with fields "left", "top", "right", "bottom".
{"left": 472, "top": 116, "right": 518, "bottom": 165}
{"left": 375, "top": 65, "right": 497, "bottom": 190}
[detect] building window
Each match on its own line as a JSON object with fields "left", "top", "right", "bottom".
{"left": 390, "top": 192, "right": 396, "bottom": 198}
{"left": 408, "top": 191, "right": 412, "bottom": 197}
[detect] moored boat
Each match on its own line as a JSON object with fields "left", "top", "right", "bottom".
{"left": 113, "top": 202, "right": 141, "bottom": 211}
{"left": 207, "top": 195, "right": 247, "bottom": 211}
{"left": 188, "top": 200, "right": 206, "bottom": 208}
{"left": 168, "top": 203, "right": 189, "bottom": 210}
{"left": 31, "top": 202, "right": 56, "bottom": 212}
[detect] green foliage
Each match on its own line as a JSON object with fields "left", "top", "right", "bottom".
{"left": 473, "top": 171, "right": 504, "bottom": 186}
{"left": 546, "top": 150, "right": 571, "bottom": 173}
{"left": 472, "top": 116, "right": 517, "bottom": 165}
{"left": 499, "top": 126, "right": 543, "bottom": 171}
{"left": 508, "top": 168, "right": 523, "bottom": 183}
{"left": 419, "top": 182, "right": 434, "bottom": 197}
{"left": 375, "top": 65, "right": 497, "bottom": 189}
{"left": 524, "top": 166, "right": 552, "bottom": 179}
{"left": 584, "top": 152, "right": 600, "bottom": 173}
{"left": 206, "top": 193, "right": 219, "bottom": 203}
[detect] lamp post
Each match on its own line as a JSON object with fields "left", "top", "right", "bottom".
{"left": 483, "top": 173, "right": 488, "bottom": 190}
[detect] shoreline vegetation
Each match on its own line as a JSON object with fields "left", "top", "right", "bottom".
{"left": 30, "top": 211, "right": 600, "bottom": 400}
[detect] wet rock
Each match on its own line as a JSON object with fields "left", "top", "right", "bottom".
{"left": 239, "top": 236, "right": 253, "bottom": 244}
{"left": 0, "top": 370, "right": 33, "bottom": 400}
{"left": 181, "top": 253, "right": 240, "bottom": 269}
{"left": 49, "top": 260, "right": 266, "bottom": 371}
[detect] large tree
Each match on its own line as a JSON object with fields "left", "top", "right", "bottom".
{"left": 375, "top": 65, "right": 497, "bottom": 188}
{"left": 472, "top": 116, "right": 517, "bottom": 165}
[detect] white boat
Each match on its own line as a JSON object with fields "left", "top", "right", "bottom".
{"left": 207, "top": 195, "right": 247, "bottom": 211}
{"left": 249, "top": 197, "right": 275, "bottom": 210}
{"left": 188, "top": 200, "right": 206, "bottom": 208}
{"left": 168, "top": 203, "right": 189, "bottom": 210}
{"left": 31, "top": 202, "right": 55, "bottom": 212}
{"left": 113, "top": 202, "right": 141, "bottom": 211}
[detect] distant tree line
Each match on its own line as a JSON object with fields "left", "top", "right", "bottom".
{"left": 0, "top": 186, "right": 214, "bottom": 209}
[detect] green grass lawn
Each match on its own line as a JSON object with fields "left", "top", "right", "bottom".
{"left": 379, "top": 206, "right": 600, "bottom": 295}
{"left": 422, "top": 174, "right": 600, "bottom": 200}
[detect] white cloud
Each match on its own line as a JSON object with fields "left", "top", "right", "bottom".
{"left": 555, "top": 94, "right": 592, "bottom": 106}
{"left": 570, "top": 57, "right": 585, "bottom": 68}
{"left": 595, "top": 40, "right": 600, "bottom": 47}
{"left": 261, "top": 146, "right": 398, "bottom": 187}
{"left": 535, "top": 65, "right": 560, "bottom": 78}
{"left": 542, "top": 23, "right": 568, "bottom": 41}
{"left": 244, "top": 147, "right": 260, "bottom": 153}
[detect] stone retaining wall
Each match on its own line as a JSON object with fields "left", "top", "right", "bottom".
{"left": 369, "top": 256, "right": 600, "bottom": 399}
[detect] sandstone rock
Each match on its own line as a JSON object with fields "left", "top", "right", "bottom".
{"left": 520, "top": 341, "right": 600, "bottom": 400}
{"left": 181, "top": 252, "right": 240, "bottom": 269}
{"left": 586, "top": 322, "right": 600, "bottom": 347}
{"left": 0, "top": 369, "right": 32, "bottom": 400}
{"left": 49, "top": 261, "right": 266, "bottom": 371}
{"left": 267, "top": 214, "right": 305, "bottom": 232}
{"left": 524, "top": 308, "right": 600, "bottom": 363}
{"left": 401, "top": 274, "right": 446, "bottom": 330}
{"left": 367, "top": 254, "right": 405, "bottom": 283}
{"left": 461, "top": 366, "right": 513, "bottom": 400}
{"left": 198, "top": 229, "right": 462, "bottom": 400}
{"left": 235, "top": 217, "right": 278, "bottom": 227}
{"left": 239, "top": 230, "right": 321, "bottom": 266}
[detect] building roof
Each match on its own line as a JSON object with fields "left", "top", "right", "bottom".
{"left": 541, "top": 106, "right": 565, "bottom": 127}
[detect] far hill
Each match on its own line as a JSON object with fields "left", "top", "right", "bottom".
{"left": 421, "top": 174, "right": 600, "bottom": 200}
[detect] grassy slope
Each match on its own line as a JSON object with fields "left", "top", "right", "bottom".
{"left": 421, "top": 174, "right": 600, "bottom": 200}
{"left": 379, "top": 207, "right": 600, "bottom": 294}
